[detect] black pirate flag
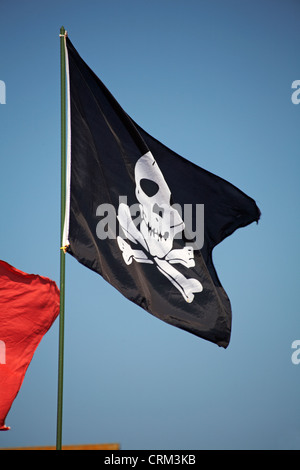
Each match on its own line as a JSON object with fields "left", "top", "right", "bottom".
{"left": 62, "top": 36, "right": 260, "bottom": 348}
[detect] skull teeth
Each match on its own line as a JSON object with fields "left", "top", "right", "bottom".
{"left": 147, "top": 222, "right": 169, "bottom": 241}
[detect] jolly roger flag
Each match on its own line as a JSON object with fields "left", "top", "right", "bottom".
{"left": 62, "top": 37, "right": 260, "bottom": 348}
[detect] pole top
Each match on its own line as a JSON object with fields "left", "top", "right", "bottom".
{"left": 59, "top": 26, "right": 67, "bottom": 38}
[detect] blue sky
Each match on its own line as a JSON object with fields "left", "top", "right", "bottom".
{"left": 0, "top": 0, "right": 299, "bottom": 450}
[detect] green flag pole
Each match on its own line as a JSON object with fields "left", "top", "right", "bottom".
{"left": 56, "top": 25, "right": 67, "bottom": 451}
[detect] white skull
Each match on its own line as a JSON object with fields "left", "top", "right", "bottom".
{"left": 135, "top": 152, "right": 184, "bottom": 258}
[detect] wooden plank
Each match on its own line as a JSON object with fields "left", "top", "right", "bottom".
{"left": 1, "top": 443, "right": 120, "bottom": 451}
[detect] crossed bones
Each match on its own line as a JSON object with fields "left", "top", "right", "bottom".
{"left": 117, "top": 202, "right": 203, "bottom": 303}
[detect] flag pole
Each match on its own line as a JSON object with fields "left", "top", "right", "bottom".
{"left": 56, "top": 25, "right": 67, "bottom": 451}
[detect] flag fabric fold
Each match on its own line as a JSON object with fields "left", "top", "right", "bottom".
{"left": 0, "top": 260, "right": 60, "bottom": 431}
{"left": 63, "top": 37, "right": 260, "bottom": 348}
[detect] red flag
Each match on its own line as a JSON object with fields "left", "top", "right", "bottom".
{"left": 0, "top": 260, "right": 60, "bottom": 431}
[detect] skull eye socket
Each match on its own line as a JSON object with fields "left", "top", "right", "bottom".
{"left": 140, "top": 178, "right": 159, "bottom": 197}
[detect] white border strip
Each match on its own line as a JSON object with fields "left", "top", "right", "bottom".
{"left": 62, "top": 34, "right": 71, "bottom": 248}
